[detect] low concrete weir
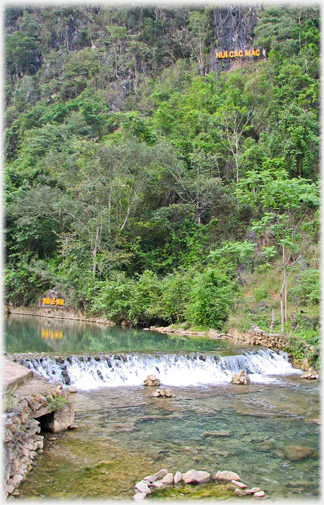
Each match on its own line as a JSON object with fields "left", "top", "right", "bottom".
{"left": 9, "top": 348, "right": 302, "bottom": 391}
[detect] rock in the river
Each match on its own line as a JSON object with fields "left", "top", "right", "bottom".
{"left": 144, "top": 375, "right": 160, "bottom": 386}
{"left": 215, "top": 470, "right": 240, "bottom": 482}
{"left": 143, "top": 475, "right": 155, "bottom": 483}
{"left": 161, "top": 473, "right": 173, "bottom": 485}
{"left": 301, "top": 370, "right": 319, "bottom": 380}
{"left": 151, "top": 480, "right": 164, "bottom": 489}
{"left": 231, "top": 370, "right": 250, "bottom": 385}
{"left": 151, "top": 389, "right": 173, "bottom": 398}
{"left": 245, "top": 487, "right": 261, "bottom": 495}
{"left": 135, "top": 481, "right": 151, "bottom": 494}
{"left": 183, "top": 470, "right": 211, "bottom": 484}
{"left": 153, "top": 469, "right": 168, "bottom": 480}
{"left": 203, "top": 430, "right": 231, "bottom": 437}
{"left": 174, "top": 471, "right": 183, "bottom": 484}
{"left": 283, "top": 445, "right": 313, "bottom": 461}
{"left": 232, "top": 480, "right": 247, "bottom": 489}
{"left": 69, "top": 386, "right": 77, "bottom": 393}
{"left": 134, "top": 492, "right": 147, "bottom": 501}
{"left": 254, "top": 490, "right": 265, "bottom": 497}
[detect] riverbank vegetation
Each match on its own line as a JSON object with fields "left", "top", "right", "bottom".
{"left": 4, "top": 5, "right": 320, "bottom": 365}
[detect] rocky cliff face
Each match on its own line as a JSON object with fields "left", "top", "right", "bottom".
{"left": 209, "top": 5, "right": 261, "bottom": 73}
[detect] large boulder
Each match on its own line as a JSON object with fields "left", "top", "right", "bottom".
{"left": 231, "top": 370, "right": 250, "bottom": 385}
{"left": 143, "top": 375, "right": 160, "bottom": 386}
{"left": 183, "top": 470, "right": 211, "bottom": 484}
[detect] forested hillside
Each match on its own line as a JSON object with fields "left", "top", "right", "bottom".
{"left": 4, "top": 4, "right": 320, "bottom": 360}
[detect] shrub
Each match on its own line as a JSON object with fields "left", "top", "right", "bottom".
{"left": 289, "top": 268, "right": 320, "bottom": 306}
{"left": 185, "top": 267, "right": 237, "bottom": 330}
{"left": 89, "top": 272, "right": 136, "bottom": 323}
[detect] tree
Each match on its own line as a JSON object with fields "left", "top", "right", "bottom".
{"left": 236, "top": 161, "right": 320, "bottom": 332}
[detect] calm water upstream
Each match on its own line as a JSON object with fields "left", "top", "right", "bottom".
{"left": 4, "top": 315, "right": 321, "bottom": 501}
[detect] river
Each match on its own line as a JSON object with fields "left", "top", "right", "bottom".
{"left": 4, "top": 314, "right": 320, "bottom": 501}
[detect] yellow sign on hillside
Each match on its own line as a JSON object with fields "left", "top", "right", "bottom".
{"left": 42, "top": 297, "right": 64, "bottom": 306}
{"left": 216, "top": 48, "right": 262, "bottom": 59}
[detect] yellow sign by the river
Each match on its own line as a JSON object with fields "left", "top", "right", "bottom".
{"left": 216, "top": 48, "right": 262, "bottom": 59}
{"left": 42, "top": 297, "right": 64, "bottom": 306}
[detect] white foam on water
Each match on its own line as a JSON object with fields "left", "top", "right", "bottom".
{"left": 21, "top": 348, "right": 302, "bottom": 391}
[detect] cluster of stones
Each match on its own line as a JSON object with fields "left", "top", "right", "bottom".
{"left": 301, "top": 368, "right": 319, "bottom": 380}
{"left": 151, "top": 389, "right": 173, "bottom": 398}
{"left": 3, "top": 407, "right": 43, "bottom": 498}
{"left": 231, "top": 369, "right": 251, "bottom": 385}
{"left": 3, "top": 386, "right": 75, "bottom": 498}
{"left": 133, "top": 468, "right": 268, "bottom": 500}
{"left": 150, "top": 326, "right": 214, "bottom": 337}
{"left": 227, "top": 326, "right": 288, "bottom": 350}
{"left": 143, "top": 375, "right": 173, "bottom": 398}
{"left": 150, "top": 324, "right": 289, "bottom": 350}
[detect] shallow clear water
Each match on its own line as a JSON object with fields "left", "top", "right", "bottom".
{"left": 6, "top": 315, "right": 320, "bottom": 501}
{"left": 18, "top": 378, "right": 320, "bottom": 501}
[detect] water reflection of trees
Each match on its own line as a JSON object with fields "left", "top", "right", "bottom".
{"left": 5, "top": 315, "right": 229, "bottom": 354}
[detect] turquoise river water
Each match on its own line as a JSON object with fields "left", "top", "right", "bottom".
{"left": 4, "top": 315, "right": 321, "bottom": 502}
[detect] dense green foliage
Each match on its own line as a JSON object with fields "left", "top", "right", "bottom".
{"left": 4, "top": 4, "right": 320, "bottom": 339}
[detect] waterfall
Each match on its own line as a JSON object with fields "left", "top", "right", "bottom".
{"left": 19, "top": 349, "right": 302, "bottom": 391}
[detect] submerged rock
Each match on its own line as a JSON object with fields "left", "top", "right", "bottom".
{"left": 183, "top": 470, "right": 211, "bottom": 484}
{"left": 283, "top": 445, "right": 313, "bottom": 461}
{"left": 203, "top": 430, "right": 231, "bottom": 437}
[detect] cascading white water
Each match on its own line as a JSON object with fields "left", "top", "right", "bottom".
{"left": 21, "top": 349, "right": 302, "bottom": 391}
